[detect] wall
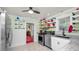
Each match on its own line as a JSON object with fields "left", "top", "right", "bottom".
{"left": 8, "top": 14, "right": 39, "bottom": 47}
{"left": 8, "top": 15, "right": 26, "bottom": 47}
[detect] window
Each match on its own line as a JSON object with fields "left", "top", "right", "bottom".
{"left": 59, "top": 16, "right": 70, "bottom": 31}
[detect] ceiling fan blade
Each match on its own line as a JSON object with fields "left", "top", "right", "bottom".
{"left": 22, "top": 10, "right": 29, "bottom": 12}
{"left": 33, "top": 10, "right": 40, "bottom": 14}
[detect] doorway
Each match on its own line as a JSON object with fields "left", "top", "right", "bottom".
{"left": 26, "top": 23, "right": 34, "bottom": 44}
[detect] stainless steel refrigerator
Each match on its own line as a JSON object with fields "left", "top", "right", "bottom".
{"left": 0, "top": 9, "right": 12, "bottom": 51}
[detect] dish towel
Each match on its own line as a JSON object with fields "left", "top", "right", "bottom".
{"left": 68, "top": 25, "right": 73, "bottom": 33}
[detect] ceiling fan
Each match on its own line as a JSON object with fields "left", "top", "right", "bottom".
{"left": 22, "top": 7, "right": 40, "bottom": 14}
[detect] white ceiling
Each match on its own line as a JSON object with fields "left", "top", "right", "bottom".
{"left": 1, "top": 7, "right": 73, "bottom": 19}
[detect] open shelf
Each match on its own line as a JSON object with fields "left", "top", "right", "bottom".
{"left": 39, "top": 18, "right": 56, "bottom": 32}
{"left": 72, "top": 15, "right": 79, "bottom": 18}
{"left": 72, "top": 10, "right": 79, "bottom": 32}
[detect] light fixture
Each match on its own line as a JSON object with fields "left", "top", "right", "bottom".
{"left": 28, "top": 10, "right": 33, "bottom": 14}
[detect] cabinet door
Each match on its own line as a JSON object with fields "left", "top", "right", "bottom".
{"left": 45, "top": 35, "right": 51, "bottom": 48}
{"left": 51, "top": 37, "right": 70, "bottom": 50}
{"left": 51, "top": 37, "right": 61, "bottom": 50}
{"left": 53, "top": 39, "right": 62, "bottom": 50}
{"left": 56, "top": 38, "right": 70, "bottom": 50}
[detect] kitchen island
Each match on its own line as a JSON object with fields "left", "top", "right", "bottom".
{"left": 51, "top": 35, "right": 70, "bottom": 50}
{"left": 38, "top": 31, "right": 79, "bottom": 51}
{"left": 43, "top": 33, "right": 70, "bottom": 50}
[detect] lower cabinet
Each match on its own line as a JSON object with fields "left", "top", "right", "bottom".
{"left": 45, "top": 34, "right": 51, "bottom": 49}
{"left": 51, "top": 36, "right": 70, "bottom": 51}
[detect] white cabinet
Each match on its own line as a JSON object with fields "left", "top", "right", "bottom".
{"left": 51, "top": 36, "right": 70, "bottom": 51}
{"left": 45, "top": 34, "right": 51, "bottom": 48}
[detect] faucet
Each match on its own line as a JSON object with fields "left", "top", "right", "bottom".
{"left": 62, "top": 28, "right": 66, "bottom": 36}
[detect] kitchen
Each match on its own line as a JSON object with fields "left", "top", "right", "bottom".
{"left": 38, "top": 7, "right": 79, "bottom": 51}
{"left": 0, "top": 7, "right": 79, "bottom": 51}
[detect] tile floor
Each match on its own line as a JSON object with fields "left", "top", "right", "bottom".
{"left": 59, "top": 38, "right": 79, "bottom": 51}
{"left": 6, "top": 38, "right": 79, "bottom": 51}
{"left": 7, "top": 42, "right": 51, "bottom": 51}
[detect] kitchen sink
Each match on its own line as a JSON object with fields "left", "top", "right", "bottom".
{"left": 55, "top": 35, "right": 70, "bottom": 39}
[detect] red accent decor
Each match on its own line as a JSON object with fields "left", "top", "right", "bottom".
{"left": 26, "top": 35, "right": 33, "bottom": 43}
{"left": 26, "top": 31, "right": 33, "bottom": 44}
{"left": 48, "top": 20, "right": 50, "bottom": 22}
{"left": 48, "top": 20, "right": 51, "bottom": 22}
{"left": 51, "top": 19, "right": 53, "bottom": 22}
{"left": 53, "top": 23, "right": 55, "bottom": 26}
{"left": 48, "top": 23, "right": 50, "bottom": 26}
{"left": 68, "top": 25, "right": 73, "bottom": 33}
